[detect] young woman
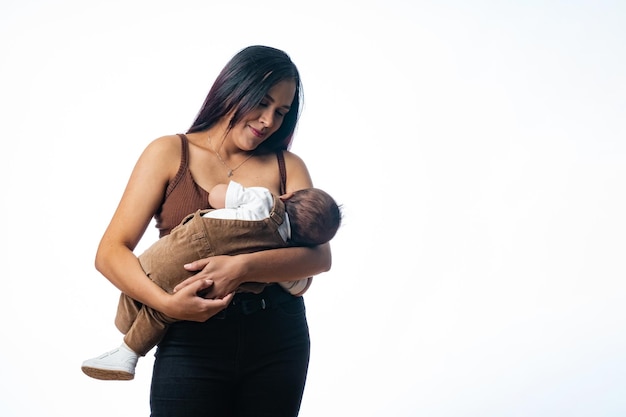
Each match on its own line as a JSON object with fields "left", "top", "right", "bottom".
{"left": 93, "top": 45, "right": 331, "bottom": 416}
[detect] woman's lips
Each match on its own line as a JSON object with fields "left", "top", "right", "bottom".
{"left": 249, "top": 126, "right": 265, "bottom": 138}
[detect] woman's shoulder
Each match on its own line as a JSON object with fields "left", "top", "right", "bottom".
{"left": 281, "top": 149, "right": 313, "bottom": 190}
{"left": 281, "top": 149, "right": 306, "bottom": 166}
{"left": 146, "top": 134, "right": 184, "bottom": 150}
{"left": 135, "top": 134, "right": 184, "bottom": 177}
{"left": 139, "top": 134, "right": 184, "bottom": 160}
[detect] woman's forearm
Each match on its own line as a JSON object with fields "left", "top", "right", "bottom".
{"left": 238, "top": 243, "right": 332, "bottom": 284}
{"left": 95, "top": 242, "right": 170, "bottom": 312}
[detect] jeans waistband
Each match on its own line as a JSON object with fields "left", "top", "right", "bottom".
{"left": 215, "top": 284, "right": 294, "bottom": 319}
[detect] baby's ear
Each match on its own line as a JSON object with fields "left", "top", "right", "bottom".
{"left": 279, "top": 192, "right": 294, "bottom": 201}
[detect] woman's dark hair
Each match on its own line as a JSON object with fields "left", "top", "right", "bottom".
{"left": 187, "top": 45, "right": 302, "bottom": 152}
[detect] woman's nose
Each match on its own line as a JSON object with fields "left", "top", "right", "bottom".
{"left": 259, "top": 110, "right": 274, "bottom": 128}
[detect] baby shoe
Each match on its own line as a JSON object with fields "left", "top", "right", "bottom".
{"left": 81, "top": 344, "right": 139, "bottom": 381}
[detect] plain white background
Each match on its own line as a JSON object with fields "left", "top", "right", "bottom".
{"left": 1, "top": 1, "right": 625, "bottom": 416}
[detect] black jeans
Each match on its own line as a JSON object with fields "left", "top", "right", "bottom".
{"left": 150, "top": 285, "right": 311, "bottom": 417}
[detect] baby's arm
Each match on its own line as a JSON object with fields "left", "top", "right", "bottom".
{"left": 208, "top": 183, "right": 228, "bottom": 209}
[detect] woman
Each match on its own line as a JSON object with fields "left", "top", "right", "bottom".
{"left": 95, "top": 45, "right": 331, "bottom": 416}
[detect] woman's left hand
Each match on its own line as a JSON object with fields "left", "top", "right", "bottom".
{"left": 175, "top": 255, "right": 244, "bottom": 298}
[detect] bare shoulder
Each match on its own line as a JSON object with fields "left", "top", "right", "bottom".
{"left": 282, "top": 150, "right": 308, "bottom": 169}
{"left": 145, "top": 134, "right": 183, "bottom": 154}
{"left": 140, "top": 134, "right": 183, "bottom": 163}
{"left": 134, "top": 134, "right": 183, "bottom": 179}
{"left": 282, "top": 150, "right": 313, "bottom": 190}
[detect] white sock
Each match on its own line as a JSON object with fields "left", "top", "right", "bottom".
{"left": 121, "top": 342, "right": 139, "bottom": 357}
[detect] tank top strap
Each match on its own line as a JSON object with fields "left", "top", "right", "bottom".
{"left": 177, "top": 133, "right": 190, "bottom": 165}
{"left": 164, "top": 133, "right": 190, "bottom": 199}
{"left": 276, "top": 150, "right": 287, "bottom": 195}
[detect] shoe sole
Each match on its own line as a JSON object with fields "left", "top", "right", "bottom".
{"left": 81, "top": 366, "right": 134, "bottom": 381}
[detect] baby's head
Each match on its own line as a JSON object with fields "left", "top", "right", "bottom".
{"left": 282, "top": 188, "right": 342, "bottom": 246}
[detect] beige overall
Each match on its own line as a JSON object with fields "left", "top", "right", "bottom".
{"left": 115, "top": 197, "right": 288, "bottom": 356}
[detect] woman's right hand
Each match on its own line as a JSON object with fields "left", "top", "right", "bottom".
{"left": 164, "top": 279, "right": 234, "bottom": 322}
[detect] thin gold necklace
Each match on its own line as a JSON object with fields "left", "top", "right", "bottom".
{"left": 207, "top": 135, "right": 256, "bottom": 177}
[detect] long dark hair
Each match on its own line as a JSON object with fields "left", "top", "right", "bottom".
{"left": 187, "top": 45, "right": 303, "bottom": 152}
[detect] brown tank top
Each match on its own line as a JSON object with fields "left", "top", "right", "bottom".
{"left": 154, "top": 133, "right": 287, "bottom": 238}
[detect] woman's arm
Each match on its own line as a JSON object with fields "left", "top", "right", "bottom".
{"left": 95, "top": 136, "right": 233, "bottom": 321}
{"left": 181, "top": 243, "right": 331, "bottom": 297}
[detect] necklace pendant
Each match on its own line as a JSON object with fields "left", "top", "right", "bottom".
{"left": 227, "top": 169, "right": 233, "bottom": 177}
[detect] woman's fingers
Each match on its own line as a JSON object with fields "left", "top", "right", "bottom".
{"left": 184, "top": 258, "right": 210, "bottom": 272}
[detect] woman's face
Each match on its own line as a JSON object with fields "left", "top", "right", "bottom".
{"left": 231, "top": 79, "right": 296, "bottom": 151}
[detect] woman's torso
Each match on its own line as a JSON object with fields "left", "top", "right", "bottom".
{"left": 155, "top": 133, "right": 286, "bottom": 238}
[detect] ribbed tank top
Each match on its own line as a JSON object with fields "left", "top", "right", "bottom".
{"left": 154, "top": 134, "right": 286, "bottom": 238}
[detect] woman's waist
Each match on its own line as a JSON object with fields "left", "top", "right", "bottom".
{"left": 225, "top": 284, "right": 295, "bottom": 316}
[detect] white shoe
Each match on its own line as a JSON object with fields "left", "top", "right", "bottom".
{"left": 81, "top": 344, "right": 139, "bottom": 381}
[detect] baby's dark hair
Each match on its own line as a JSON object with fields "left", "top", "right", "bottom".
{"left": 284, "top": 188, "right": 342, "bottom": 246}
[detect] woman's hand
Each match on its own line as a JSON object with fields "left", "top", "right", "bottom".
{"left": 175, "top": 255, "right": 245, "bottom": 299}
{"left": 166, "top": 278, "right": 234, "bottom": 322}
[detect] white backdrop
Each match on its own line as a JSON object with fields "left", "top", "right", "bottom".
{"left": 1, "top": 1, "right": 625, "bottom": 416}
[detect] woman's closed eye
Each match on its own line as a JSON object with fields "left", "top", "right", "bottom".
{"left": 259, "top": 101, "right": 286, "bottom": 118}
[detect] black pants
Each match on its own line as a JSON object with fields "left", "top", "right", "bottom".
{"left": 150, "top": 285, "right": 311, "bottom": 417}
